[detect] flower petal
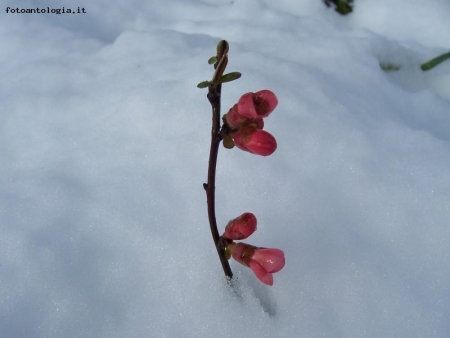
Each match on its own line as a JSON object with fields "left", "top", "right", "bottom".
{"left": 231, "top": 242, "right": 255, "bottom": 267}
{"left": 252, "top": 248, "right": 285, "bottom": 273}
{"left": 254, "top": 90, "right": 278, "bottom": 114}
{"left": 249, "top": 261, "right": 274, "bottom": 286}
{"left": 237, "top": 90, "right": 278, "bottom": 119}
{"left": 224, "top": 104, "right": 248, "bottom": 128}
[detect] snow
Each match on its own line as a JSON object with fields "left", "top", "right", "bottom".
{"left": 1, "top": 0, "right": 450, "bottom": 337}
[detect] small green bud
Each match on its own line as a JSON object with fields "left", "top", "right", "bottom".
{"left": 225, "top": 242, "right": 236, "bottom": 260}
{"left": 223, "top": 134, "right": 235, "bottom": 149}
{"left": 216, "top": 40, "right": 229, "bottom": 57}
{"left": 225, "top": 246, "right": 231, "bottom": 260}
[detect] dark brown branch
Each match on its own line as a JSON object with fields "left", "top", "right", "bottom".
{"left": 205, "top": 83, "right": 233, "bottom": 279}
{"left": 204, "top": 41, "right": 233, "bottom": 279}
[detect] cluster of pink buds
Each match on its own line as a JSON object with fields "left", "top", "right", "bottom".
{"left": 223, "top": 90, "right": 278, "bottom": 156}
{"left": 200, "top": 42, "right": 284, "bottom": 286}
{"left": 221, "top": 212, "right": 285, "bottom": 286}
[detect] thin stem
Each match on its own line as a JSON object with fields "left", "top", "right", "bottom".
{"left": 205, "top": 84, "right": 233, "bottom": 279}
{"left": 204, "top": 41, "right": 233, "bottom": 279}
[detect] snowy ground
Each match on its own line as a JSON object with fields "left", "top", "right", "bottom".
{"left": 1, "top": 0, "right": 450, "bottom": 337}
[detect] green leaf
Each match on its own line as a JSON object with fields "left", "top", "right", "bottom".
{"left": 224, "top": 245, "right": 232, "bottom": 259}
{"left": 222, "top": 134, "right": 235, "bottom": 149}
{"left": 335, "top": 0, "right": 353, "bottom": 14}
{"left": 215, "top": 72, "right": 241, "bottom": 84}
{"left": 197, "top": 81, "right": 212, "bottom": 88}
{"left": 421, "top": 51, "right": 450, "bottom": 71}
{"left": 208, "top": 56, "right": 217, "bottom": 65}
{"left": 336, "top": 4, "right": 352, "bottom": 14}
{"left": 380, "top": 63, "right": 401, "bottom": 72}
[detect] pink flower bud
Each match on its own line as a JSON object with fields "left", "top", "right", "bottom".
{"left": 233, "top": 127, "right": 277, "bottom": 156}
{"left": 224, "top": 104, "right": 265, "bottom": 129}
{"left": 231, "top": 243, "right": 285, "bottom": 286}
{"left": 237, "top": 90, "right": 278, "bottom": 119}
{"left": 223, "top": 212, "right": 257, "bottom": 240}
{"left": 224, "top": 104, "right": 248, "bottom": 128}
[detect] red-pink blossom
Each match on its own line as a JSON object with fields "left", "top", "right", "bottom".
{"left": 233, "top": 127, "right": 277, "bottom": 156}
{"left": 237, "top": 90, "right": 278, "bottom": 119}
{"left": 231, "top": 243, "right": 285, "bottom": 286}
{"left": 223, "top": 212, "right": 257, "bottom": 240}
{"left": 224, "top": 104, "right": 264, "bottom": 129}
{"left": 224, "top": 104, "right": 248, "bottom": 128}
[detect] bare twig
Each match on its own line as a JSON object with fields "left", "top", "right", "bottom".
{"left": 204, "top": 41, "right": 233, "bottom": 279}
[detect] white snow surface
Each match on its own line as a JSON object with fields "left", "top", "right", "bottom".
{"left": 1, "top": 0, "right": 450, "bottom": 337}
